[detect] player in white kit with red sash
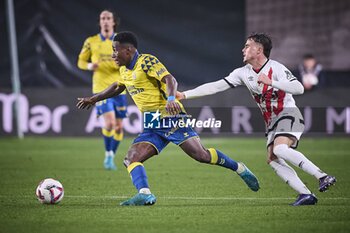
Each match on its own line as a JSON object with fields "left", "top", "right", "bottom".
{"left": 179, "top": 33, "right": 336, "bottom": 206}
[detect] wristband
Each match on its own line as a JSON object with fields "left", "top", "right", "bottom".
{"left": 87, "top": 63, "right": 94, "bottom": 71}
{"left": 167, "top": 95, "right": 175, "bottom": 101}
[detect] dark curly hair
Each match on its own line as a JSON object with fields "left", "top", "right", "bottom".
{"left": 247, "top": 33, "right": 272, "bottom": 58}
{"left": 113, "top": 31, "right": 138, "bottom": 49}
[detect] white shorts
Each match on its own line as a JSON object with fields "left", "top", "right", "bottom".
{"left": 266, "top": 109, "right": 304, "bottom": 149}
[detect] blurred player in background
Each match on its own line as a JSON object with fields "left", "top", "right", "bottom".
{"left": 297, "top": 54, "right": 325, "bottom": 91}
{"left": 77, "top": 10, "right": 127, "bottom": 170}
{"left": 77, "top": 31, "right": 260, "bottom": 206}
{"left": 178, "top": 33, "right": 336, "bottom": 206}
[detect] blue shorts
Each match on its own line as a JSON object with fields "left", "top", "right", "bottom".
{"left": 95, "top": 94, "right": 127, "bottom": 118}
{"left": 133, "top": 118, "right": 198, "bottom": 154}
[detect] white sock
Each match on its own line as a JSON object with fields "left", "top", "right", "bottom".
{"left": 105, "top": 151, "right": 114, "bottom": 158}
{"left": 139, "top": 188, "right": 151, "bottom": 194}
{"left": 273, "top": 144, "right": 327, "bottom": 179}
{"left": 236, "top": 162, "right": 245, "bottom": 174}
{"left": 269, "top": 158, "right": 312, "bottom": 194}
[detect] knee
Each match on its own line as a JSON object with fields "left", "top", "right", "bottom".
{"left": 273, "top": 144, "right": 288, "bottom": 158}
{"left": 104, "top": 121, "right": 116, "bottom": 131}
{"left": 115, "top": 122, "right": 123, "bottom": 133}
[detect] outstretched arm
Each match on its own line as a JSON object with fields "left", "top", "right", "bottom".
{"left": 76, "top": 82, "right": 126, "bottom": 109}
{"left": 178, "top": 79, "right": 231, "bottom": 100}
{"left": 162, "top": 74, "right": 182, "bottom": 115}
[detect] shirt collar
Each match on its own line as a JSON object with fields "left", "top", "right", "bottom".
{"left": 126, "top": 51, "right": 140, "bottom": 70}
{"left": 252, "top": 59, "right": 269, "bottom": 74}
{"left": 99, "top": 33, "right": 115, "bottom": 41}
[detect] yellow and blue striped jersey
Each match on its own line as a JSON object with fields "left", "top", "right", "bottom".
{"left": 78, "top": 33, "right": 125, "bottom": 94}
{"left": 119, "top": 53, "right": 185, "bottom": 117}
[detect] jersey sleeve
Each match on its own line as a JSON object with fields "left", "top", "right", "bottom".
{"left": 274, "top": 63, "right": 298, "bottom": 82}
{"left": 183, "top": 68, "right": 243, "bottom": 99}
{"left": 77, "top": 38, "right": 91, "bottom": 70}
{"left": 183, "top": 79, "right": 231, "bottom": 99}
{"left": 223, "top": 68, "right": 243, "bottom": 87}
{"left": 141, "top": 55, "right": 170, "bottom": 81}
{"left": 271, "top": 63, "right": 304, "bottom": 94}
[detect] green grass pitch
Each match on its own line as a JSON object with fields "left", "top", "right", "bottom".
{"left": 0, "top": 137, "right": 349, "bottom": 233}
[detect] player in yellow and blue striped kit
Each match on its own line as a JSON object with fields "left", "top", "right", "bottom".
{"left": 77, "top": 32, "right": 260, "bottom": 206}
{"left": 77, "top": 10, "right": 127, "bottom": 170}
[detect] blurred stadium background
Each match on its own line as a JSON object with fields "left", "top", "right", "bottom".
{"left": 0, "top": 0, "right": 349, "bottom": 137}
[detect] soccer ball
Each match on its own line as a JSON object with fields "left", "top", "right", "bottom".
{"left": 36, "top": 178, "right": 64, "bottom": 204}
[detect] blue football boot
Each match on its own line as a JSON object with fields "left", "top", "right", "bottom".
{"left": 104, "top": 156, "right": 117, "bottom": 170}
{"left": 319, "top": 175, "right": 336, "bottom": 192}
{"left": 237, "top": 162, "right": 260, "bottom": 192}
{"left": 291, "top": 193, "right": 318, "bottom": 206}
{"left": 120, "top": 193, "right": 157, "bottom": 206}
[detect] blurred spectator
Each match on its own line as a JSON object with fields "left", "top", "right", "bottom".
{"left": 297, "top": 54, "right": 326, "bottom": 90}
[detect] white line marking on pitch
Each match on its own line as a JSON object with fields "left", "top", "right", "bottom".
{"left": 62, "top": 195, "right": 350, "bottom": 201}
{"left": 0, "top": 195, "right": 348, "bottom": 201}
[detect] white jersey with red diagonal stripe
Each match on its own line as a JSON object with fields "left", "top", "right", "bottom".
{"left": 223, "top": 59, "right": 298, "bottom": 126}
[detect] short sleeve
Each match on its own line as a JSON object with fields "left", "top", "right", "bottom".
{"left": 141, "top": 55, "right": 170, "bottom": 81}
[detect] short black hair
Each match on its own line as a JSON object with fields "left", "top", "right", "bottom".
{"left": 303, "top": 54, "right": 315, "bottom": 60}
{"left": 247, "top": 33, "right": 272, "bottom": 58}
{"left": 113, "top": 31, "right": 138, "bottom": 49}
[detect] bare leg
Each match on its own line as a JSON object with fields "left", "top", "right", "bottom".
{"left": 179, "top": 137, "right": 260, "bottom": 191}
{"left": 123, "top": 142, "right": 157, "bottom": 167}
{"left": 179, "top": 137, "right": 211, "bottom": 163}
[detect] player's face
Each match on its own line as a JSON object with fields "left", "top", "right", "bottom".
{"left": 242, "top": 39, "right": 263, "bottom": 64}
{"left": 99, "top": 11, "right": 115, "bottom": 32}
{"left": 303, "top": 58, "right": 316, "bottom": 70}
{"left": 112, "top": 41, "right": 132, "bottom": 66}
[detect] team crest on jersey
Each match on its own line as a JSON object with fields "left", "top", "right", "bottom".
{"left": 248, "top": 76, "right": 254, "bottom": 81}
{"left": 284, "top": 70, "right": 296, "bottom": 81}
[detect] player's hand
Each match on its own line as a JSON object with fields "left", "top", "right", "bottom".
{"left": 165, "top": 100, "right": 182, "bottom": 116}
{"left": 88, "top": 63, "right": 99, "bottom": 71}
{"left": 176, "top": 91, "right": 185, "bottom": 100}
{"left": 303, "top": 82, "right": 312, "bottom": 90}
{"left": 76, "top": 97, "right": 95, "bottom": 110}
{"left": 257, "top": 73, "right": 272, "bottom": 86}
